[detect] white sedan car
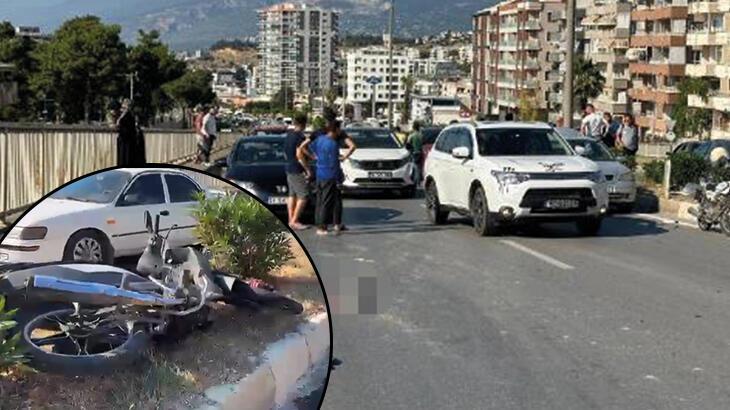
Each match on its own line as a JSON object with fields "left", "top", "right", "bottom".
{"left": 557, "top": 128, "right": 637, "bottom": 212}
{"left": 340, "top": 127, "right": 417, "bottom": 197}
{"left": 0, "top": 168, "right": 211, "bottom": 264}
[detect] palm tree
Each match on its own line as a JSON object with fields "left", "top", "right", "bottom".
{"left": 400, "top": 75, "right": 416, "bottom": 125}
{"left": 573, "top": 57, "right": 605, "bottom": 111}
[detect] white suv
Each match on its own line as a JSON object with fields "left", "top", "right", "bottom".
{"left": 340, "top": 127, "right": 417, "bottom": 197}
{"left": 423, "top": 122, "right": 609, "bottom": 236}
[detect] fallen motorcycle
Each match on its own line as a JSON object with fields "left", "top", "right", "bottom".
{"left": 0, "top": 210, "right": 303, "bottom": 375}
{"left": 688, "top": 179, "right": 730, "bottom": 236}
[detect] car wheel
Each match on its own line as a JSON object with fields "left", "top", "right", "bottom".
{"left": 63, "top": 230, "right": 113, "bottom": 264}
{"left": 470, "top": 186, "right": 497, "bottom": 237}
{"left": 425, "top": 181, "right": 448, "bottom": 225}
{"left": 576, "top": 217, "right": 603, "bottom": 236}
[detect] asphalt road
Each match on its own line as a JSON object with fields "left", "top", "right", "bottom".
{"left": 298, "top": 193, "right": 730, "bottom": 410}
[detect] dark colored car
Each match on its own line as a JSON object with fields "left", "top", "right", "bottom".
{"left": 206, "top": 135, "right": 315, "bottom": 222}
{"left": 673, "top": 139, "right": 730, "bottom": 161}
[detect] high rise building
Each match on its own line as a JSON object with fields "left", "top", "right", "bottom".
{"left": 686, "top": 0, "right": 730, "bottom": 139}
{"left": 472, "top": 0, "right": 568, "bottom": 120}
{"left": 346, "top": 47, "right": 411, "bottom": 114}
{"left": 257, "top": 3, "right": 339, "bottom": 97}
{"left": 628, "top": 0, "right": 688, "bottom": 139}
{"left": 581, "top": 1, "right": 632, "bottom": 115}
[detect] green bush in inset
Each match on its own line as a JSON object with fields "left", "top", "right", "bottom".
{"left": 0, "top": 295, "right": 26, "bottom": 371}
{"left": 192, "top": 193, "right": 292, "bottom": 279}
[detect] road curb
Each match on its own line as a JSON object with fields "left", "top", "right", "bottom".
{"left": 202, "top": 312, "right": 330, "bottom": 410}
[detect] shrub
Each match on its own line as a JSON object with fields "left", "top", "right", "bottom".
{"left": 643, "top": 159, "right": 666, "bottom": 185}
{"left": 192, "top": 193, "right": 292, "bottom": 279}
{"left": 709, "top": 163, "right": 730, "bottom": 182}
{"left": 669, "top": 151, "right": 709, "bottom": 188}
{"left": 0, "top": 295, "right": 26, "bottom": 371}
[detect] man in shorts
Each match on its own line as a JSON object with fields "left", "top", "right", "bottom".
{"left": 284, "top": 113, "right": 312, "bottom": 230}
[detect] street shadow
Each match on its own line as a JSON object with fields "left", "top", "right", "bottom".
{"left": 344, "top": 189, "right": 425, "bottom": 200}
{"left": 634, "top": 187, "right": 660, "bottom": 213}
{"left": 342, "top": 207, "right": 404, "bottom": 225}
{"left": 504, "top": 216, "right": 669, "bottom": 239}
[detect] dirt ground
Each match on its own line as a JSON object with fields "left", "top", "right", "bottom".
{"left": 0, "top": 237, "right": 327, "bottom": 410}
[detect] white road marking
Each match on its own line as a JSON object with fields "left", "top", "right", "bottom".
{"left": 499, "top": 239, "right": 575, "bottom": 270}
{"left": 630, "top": 213, "right": 698, "bottom": 230}
{"left": 420, "top": 204, "right": 427, "bottom": 208}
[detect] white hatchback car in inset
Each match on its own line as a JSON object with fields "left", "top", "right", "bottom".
{"left": 423, "top": 122, "right": 609, "bottom": 236}
{"left": 0, "top": 168, "right": 211, "bottom": 264}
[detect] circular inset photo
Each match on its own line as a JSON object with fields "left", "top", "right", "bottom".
{"left": 0, "top": 166, "right": 331, "bottom": 410}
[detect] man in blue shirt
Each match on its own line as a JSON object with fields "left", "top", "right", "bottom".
{"left": 284, "top": 113, "right": 312, "bottom": 230}
{"left": 299, "top": 120, "right": 356, "bottom": 235}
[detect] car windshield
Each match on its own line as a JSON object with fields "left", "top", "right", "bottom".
{"left": 476, "top": 128, "right": 573, "bottom": 156}
{"left": 50, "top": 170, "right": 132, "bottom": 203}
{"left": 422, "top": 128, "right": 443, "bottom": 145}
{"left": 344, "top": 129, "right": 401, "bottom": 149}
{"left": 567, "top": 140, "right": 615, "bottom": 161}
{"left": 231, "top": 140, "right": 286, "bottom": 164}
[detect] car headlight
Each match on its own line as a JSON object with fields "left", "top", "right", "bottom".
{"left": 10, "top": 226, "right": 48, "bottom": 240}
{"left": 618, "top": 171, "right": 635, "bottom": 182}
{"left": 349, "top": 159, "right": 363, "bottom": 169}
{"left": 587, "top": 171, "right": 605, "bottom": 183}
{"left": 491, "top": 171, "right": 530, "bottom": 186}
{"left": 233, "top": 181, "right": 263, "bottom": 197}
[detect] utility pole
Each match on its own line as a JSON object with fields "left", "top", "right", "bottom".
{"left": 128, "top": 72, "right": 136, "bottom": 102}
{"left": 387, "top": 0, "right": 395, "bottom": 129}
{"left": 562, "top": 0, "right": 576, "bottom": 127}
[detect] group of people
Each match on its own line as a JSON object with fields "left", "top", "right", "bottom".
{"left": 580, "top": 104, "right": 639, "bottom": 156}
{"left": 193, "top": 106, "right": 220, "bottom": 166}
{"left": 284, "top": 113, "right": 357, "bottom": 236}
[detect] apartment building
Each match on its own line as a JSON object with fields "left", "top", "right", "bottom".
{"left": 472, "top": 0, "right": 568, "bottom": 120}
{"left": 581, "top": 1, "right": 633, "bottom": 115}
{"left": 686, "top": 0, "right": 730, "bottom": 138}
{"left": 628, "top": 0, "right": 688, "bottom": 138}
{"left": 257, "top": 3, "right": 339, "bottom": 97}
{"left": 346, "top": 47, "right": 411, "bottom": 111}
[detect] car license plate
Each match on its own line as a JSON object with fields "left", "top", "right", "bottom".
{"left": 369, "top": 171, "right": 393, "bottom": 179}
{"left": 545, "top": 199, "right": 580, "bottom": 209}
{"left": 268, "top": 196, "right": 288, "bottom": 205}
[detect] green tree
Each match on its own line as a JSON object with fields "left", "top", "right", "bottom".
{"left": 573, "top": 57, "right": 605, "bottom": 111}
{"left": 31, "top": 16, "right": 128, "bottom": 123}
{"left": 672, "top": 77, "right": 713, "bottom": 140}
{"left": 271, "top": 86, "right": 295, "bottom": 112}
{"left": 163, "top": 69, "right": 215, "bottom": 127}
{"left": 128, "top": 30, "right": 186, "bottom": 125}
{"left": 0, "top": 21, "right": 39, "bottom": 121}
{"left": 518, "top": 90, "right": 541, "bottom": 121}
{"left": 400, "top": 75, "right": 416, "bottom": 125}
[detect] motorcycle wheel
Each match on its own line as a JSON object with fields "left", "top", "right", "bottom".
{"left": 22, "top": 308, "right": 150, "bottom": 375}
{"left": 698, "top": 217, "right": 713, "bottom": 231}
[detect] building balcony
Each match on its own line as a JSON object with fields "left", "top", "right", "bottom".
{"left": 685, "top": 61, "right": 730, "bottom": 77}
{"left": 523, "top": 78, "right": 540, "bottom": 88}
{"left": 631, "top": 6, "right": 688, "bottom": 21}
{"left": 594, "top": 99, "right": 632, "bottom": 114}
{"left": 522, "top": 39, "right": 541, "bottom": 50}
{"left": 593, "top": 52, "right": 629, "bottom": 64}
{"left": 613, "top": 78, "right": 630, "bottom": 89}
{"left": 524, "top": 59, "right": 541, "bottom": 69}
{"left": 584, "top": 28, "right": 631, "bottom": 40}
{"left": 501, "top": 24, "right": 519, "bottom": 33}
{"left": 548, "top": 52, "right": 564, "bottom": 63}
{"left": 635, "top": 115, "right": 670, "bottom": 133}
{"left": 688, "top": 0, "right": 730, "bottom": 14}
{"left": 499, "top": 42, "right": 519, "bottom": 51}
{"left": 686, "top": 31, "right": 730, "bottom": 46}
{"left": 518, "top": 2, "right": 543, "bottom": 11}
{"left": 630, "top": 33, "right": 686, "bottom": 47}
{"left": 497, "top": 79, "right": 517, "bottom": 89}
{"left": 688, "top": 93, "right": 730, "bottom": 112}
{"left": 629, "top": 86, "right": 681, "bottom": 104}
{"left": 629, "top": 62, "right": 686, "bottom": 76}
{"left": 524, "top": 20, "right": 541, "bottom": 30}
{"left": 499, "top": 60, "right": 519, "bottom": 70}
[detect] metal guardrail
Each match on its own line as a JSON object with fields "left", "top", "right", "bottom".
{"left": 0, "top": 123, "right": 239, "bottom": 224}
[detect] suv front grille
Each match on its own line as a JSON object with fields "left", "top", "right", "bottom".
{"left": 358, "top": 160, "right": 405, "bottom": 170}
{"left": 527, "top": 172, "right": 596, "bottom": 180}
{"left": 520, "top": 188, "right": 597, "bottom": 213}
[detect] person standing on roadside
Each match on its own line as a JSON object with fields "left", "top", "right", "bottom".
{"left": 407, "top": 121, "right": 424, "bottom": 185}
{"left": 617, "top": 114, "right": 639, "bottom": 156}
{"left": 300, "top": 120, "right": 356, "bottom": 236}
{"left": 193, "top": 105, "right": 206, "bottom": 164}
{"left": 116, "top": 99, "right": 138, "bottom": 166}
{"left": 201, "top": 106, "right": 219, "bottom": 165}
{"left": 580, "top": 104, "right": 604, "bottom": 140}
{"left": 284, "top": 113, "right": 312, "bottom": 231}
{"left": 602, "top": 112, "right": 620, "bottom": 148}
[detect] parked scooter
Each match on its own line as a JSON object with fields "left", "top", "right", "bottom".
{"left": 0, "top": 210, "right": 303, "bottom": 375}
{"left": 688, "top": 179, "right": 730, "bottom": 236}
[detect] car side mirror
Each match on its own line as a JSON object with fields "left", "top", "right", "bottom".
{"left": 574, "top": 146, "right": 587, "bottom": 156}
{"left": 122, "top": 193, "right": 139, "bottom": 205}
{"left": 451, "top": 146, "right": 471, "bottom": 159}
{"left": 160, "top": 210, "right": 170, "bottom": 217}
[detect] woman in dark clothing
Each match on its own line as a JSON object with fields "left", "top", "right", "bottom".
{"left": 116, "top": 99, "right": 146, "bottom": 166}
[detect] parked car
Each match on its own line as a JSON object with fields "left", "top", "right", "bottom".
{"left": 340, "top": 127, "right": 417, "bottom": 197}
{"left": 209, "top": 135, "right": 315, "bottom": 221}
{"left": 0, "top": 169, "right": 211, "bottom": 265}
{"left": 424, "top": 122, "right": 609, "bottom": 236}
{"left": 557, "top": 128, "right": 637, "bottom": 212}
{"left": 673, "top": 139, "right": 730, "bottom": 163}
